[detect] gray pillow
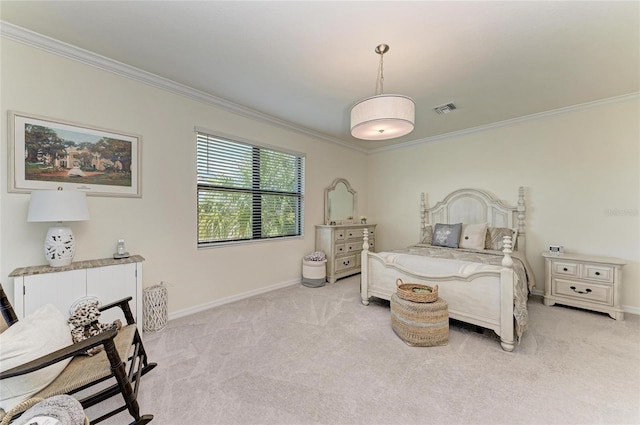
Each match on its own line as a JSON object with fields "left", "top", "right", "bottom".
{"left": 432, "top": 223, "right": 462, "bottom": 248}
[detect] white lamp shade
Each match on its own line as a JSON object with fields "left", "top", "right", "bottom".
{"left": 28, "top": 190, "right": 90, "bottom": 222}
{"left": 351, "top": 95, "right": 415, "bottom": 140}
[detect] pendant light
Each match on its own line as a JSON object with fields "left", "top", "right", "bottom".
{"left": 350, "top": 44, "right": 415, "bottom": 140}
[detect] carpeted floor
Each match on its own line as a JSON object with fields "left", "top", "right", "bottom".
{"left": 92, "top": 275, "right": 640, "bottom": 425}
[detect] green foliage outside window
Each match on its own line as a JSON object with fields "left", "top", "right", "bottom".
{"left": 197, "top": 133, "right": 304, "bottom": 245}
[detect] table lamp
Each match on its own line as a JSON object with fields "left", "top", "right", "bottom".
{"left": 27, "top": 188, "right": 90, "bottom": 267}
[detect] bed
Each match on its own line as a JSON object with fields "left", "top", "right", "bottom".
{"left": 360, "top": 187, "right": 536, "bottom": 352}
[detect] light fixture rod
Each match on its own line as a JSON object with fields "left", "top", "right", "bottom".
{"left": 375, "top": 44, "right": 389, "bottom": 96}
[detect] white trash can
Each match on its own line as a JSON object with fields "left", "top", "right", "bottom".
{"left": 302, "top": 259, "right": 327, "bottom": 288}
{"left": 143, "top": 283, "right": 168, "bottom": 332}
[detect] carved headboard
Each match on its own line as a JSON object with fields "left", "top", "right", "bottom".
{"left": 420, "top": 187, "right": 526, "bottom": 252}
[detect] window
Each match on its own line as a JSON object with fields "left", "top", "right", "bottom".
{"left": 197, "top": 131, "right": 305, "bottom": 246}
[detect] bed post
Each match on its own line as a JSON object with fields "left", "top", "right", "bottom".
{"left": 420, "top": 192, "right": 428, "bottom": 242}
{"left": 500, "top": 235, "right": 515, "bottom": 352}
{"left": 517, "top": 186, "right": 526, "bottom": 253}
{"left": 361, "top": 228, "right": 370, "bottom": 306}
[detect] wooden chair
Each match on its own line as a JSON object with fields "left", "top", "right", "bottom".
{"left": 0, "top": 283, "right": 156, "bottom": 424}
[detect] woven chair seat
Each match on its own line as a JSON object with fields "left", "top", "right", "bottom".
{"left": 33, "top": 324, "right": 137, "bottom": 400}
{"left": 0, "top": 283, "right": 156, "bottom": 425}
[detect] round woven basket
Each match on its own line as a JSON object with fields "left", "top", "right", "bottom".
{"left": 391, "top": 293, "right": 449, "bottom": 347}
{"left": 396, "top": 278, "right": 438, "bottom": 303}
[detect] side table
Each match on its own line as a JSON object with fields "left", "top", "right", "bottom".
{"left": 542, "top": 252, "right": 625, "bottom": 320}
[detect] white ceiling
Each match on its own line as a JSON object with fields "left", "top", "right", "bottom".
{"left": 1, "top": 1, "right": 638, "bottom": 151}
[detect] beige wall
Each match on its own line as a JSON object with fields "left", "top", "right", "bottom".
{"left": 2, "top": 36, "right": 638, "bottom": 317}
{"left": 0, "top": 39, "right": 368, "bottom": 315}
{"left": 366, "top": 96, "right": 640, "bottom": 311}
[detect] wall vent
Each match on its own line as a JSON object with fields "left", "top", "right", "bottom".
{"left": 433, "top": 103, "right": 457, "bottom": 114}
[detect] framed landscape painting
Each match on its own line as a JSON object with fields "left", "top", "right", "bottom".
{"left": 9, "top": 111, "right": 141, "bottom": 197}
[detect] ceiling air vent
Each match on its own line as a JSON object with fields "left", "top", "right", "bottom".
{"left": 433, "top": 103, "right": 457, "bottom": 114}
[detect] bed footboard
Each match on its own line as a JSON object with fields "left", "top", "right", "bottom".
{"left": 361, "top": 229, "right": 516, "bottom": 352}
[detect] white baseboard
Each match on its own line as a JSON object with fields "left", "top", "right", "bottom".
{"left": 531, "top": 289, "right": 544, "bottom": 297}
{"left": 163, "top": 280, "right": 639, "bottom": 324}
{"left": 167, "top": 278, "right": 301, "bottom": 322}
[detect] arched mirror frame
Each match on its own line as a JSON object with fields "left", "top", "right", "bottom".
{"left": 325, "top": 178, "right": 357, "bottom": 225}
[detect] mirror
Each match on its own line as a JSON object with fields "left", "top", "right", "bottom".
{"left": 325, "top": 178, "right": 357, "bottom": 224}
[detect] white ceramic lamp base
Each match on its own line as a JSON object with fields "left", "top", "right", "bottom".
{"left": 44, "top": 223, "right": 76, "bottom": 267}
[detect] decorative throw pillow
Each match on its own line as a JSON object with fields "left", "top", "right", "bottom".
{"left": 485, "top": 227, "right": 517, "bottom": 250}
{"left": 0, "top": 304, "right": 73, "bottom": 412}
{"left": 432, "top": 223, "right": 463, "bottom": 248}
{"left": 459, "top": 223, "right": 488, "bottom": 250}
{"left": 420, "top": 225, "right": 433, "bottom": 245}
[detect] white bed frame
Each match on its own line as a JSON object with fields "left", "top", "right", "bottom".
{"left": 360, "top": 187, "right": 526, "bottom": 352}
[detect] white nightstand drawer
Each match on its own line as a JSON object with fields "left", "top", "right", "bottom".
{"left": 552, "top": 261, "right": 579, "bottom": 277}
{"left": 335, "top": 243, "right": 345, "bottom": 255}
{"left": 335, "top": 255, "right": 357, "bottom": 272}
{"left": 581, "top": 264, "right": 614, "bottom": 283}
{"left": 554, "top": 278, "right": 611, "bottom": 304}
{"left": 335, "top": 230, "right": 345, "bottom": 240}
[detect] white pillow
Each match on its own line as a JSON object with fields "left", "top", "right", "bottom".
{"left": 459, "top": 223, "right": 488, "bottom": 250}
{"left": 0, "top": 304, "right": 73, "bottom": 412}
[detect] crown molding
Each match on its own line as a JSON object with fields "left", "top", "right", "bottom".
{"left": 3, "top": 21, "right": 635, "bottom": 157}
{"left": 0, "top": 21, "right": 366, "bottom": 153}
{"left": 371, "top": 92, "right": 640, "bottom": 154}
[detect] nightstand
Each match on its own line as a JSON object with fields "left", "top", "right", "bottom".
{"left": 542, "top": 252, "right": 625, "bottom": 320}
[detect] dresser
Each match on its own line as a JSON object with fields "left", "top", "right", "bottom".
{"left": 542, "top": 252, "right": 625, "bottom": 320}
{"left": 10, "top": 255, "right": 144, "bottom": 330}
{"left": 315, "top": 224, "right": 376, "bottom": 283}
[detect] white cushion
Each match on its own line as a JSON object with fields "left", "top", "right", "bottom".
{"left": 0, "top": 304, "right": 73, "bottom": 412}
{"left": 459, "top": 223, "right": 488, "bottom": 250}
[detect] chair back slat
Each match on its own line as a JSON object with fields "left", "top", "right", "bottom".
{"left": 0, "top": 283, "right": 19, "bottom": 331}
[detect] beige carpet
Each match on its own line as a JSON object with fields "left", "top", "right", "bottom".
{"left": 91, "top": 275, "right": 640, "bottom": 425}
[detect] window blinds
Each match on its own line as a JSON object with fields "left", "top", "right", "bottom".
{"left": 197, "top": 132, "right": 305, "bottom": 245}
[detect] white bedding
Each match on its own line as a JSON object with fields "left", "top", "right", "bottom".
{"left": 377, "top": 252, "right": 504, "bottom": 276}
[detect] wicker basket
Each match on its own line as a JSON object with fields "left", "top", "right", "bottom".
{"left": 391, "top": 293, "right": 449, "bottom": 347}
{"left": 396, "top": 278, "right": 438, "bottom": 303}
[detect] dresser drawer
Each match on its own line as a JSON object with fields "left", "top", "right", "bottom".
{"left": 553, "top": 278, "right": 611, "bottom": 304}
{"left": 335, "top": 229, "right": 346, "bottom": 240}
{"left": 335, "top": 243, "right": 346, "bottom": 255}
{"left": 581, "top": 264, "right": 614, "bottom": 283}
{"left": 345, "top": 228, "right": 363, "bottom": 239}
{"left": 335, "top": 255, "right": 357, "bottom": 272}
{"left": 367, "top": 227, "right": 376, "bottom": 239}
{"left": 552, "top": 261, "right": 579, "bottom": 277}
{"left": 346, "top": 241, "right": 361, "bottom": 254}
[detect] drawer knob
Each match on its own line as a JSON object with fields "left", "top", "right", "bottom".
{"left": 343, "top": 260, "right": 350, "bottom": 266}
{"left": 570, "top": 286, "right": 592, "bottom": 295}
{"left": 563, "top": 267, "right": 568, "bottom": 272}
{"left": 595, "top": 271, "right": 601, "bottom": 276}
